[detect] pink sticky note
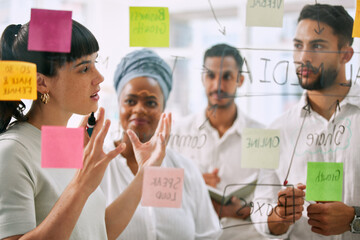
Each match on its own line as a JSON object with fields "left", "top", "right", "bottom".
{"left": 142, "top": 167, "right": 184, "bottom": 208}
{"left": 28, "top": 9, "right": 72, "bottom": 53}
{"left": 41, "top": 126, "right": 84, "bottom": 168}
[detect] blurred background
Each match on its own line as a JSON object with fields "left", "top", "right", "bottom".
{"left": 1, "top": 0, "right": 359, "bottom": 135}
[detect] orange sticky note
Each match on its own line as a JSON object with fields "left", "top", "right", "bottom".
{"left": 142, "top": 167, "right": 184, "bottom": 208}
{"left": 353, "top": 0, "right": 360, "bottom": 38}
{"left": 0, "top": 61, "right": 37, "bottom": 100}
{"left": 41, "top": 126, "right": 84, "bottom": 169}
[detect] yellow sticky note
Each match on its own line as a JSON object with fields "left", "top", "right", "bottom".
{"left": 353, "top": 0, "right": 360, "bottom": 38}
{"left": 246, "top": 0, "right": 284, "bottom": 27}
{"left": 0, "top": 61, "right": 37, "bottom": 100}
{"left": 241, "top": 128, "right": 280, "bottom": 169}
{"left": 129, "top": 7, "right": 169, "bottom": 47}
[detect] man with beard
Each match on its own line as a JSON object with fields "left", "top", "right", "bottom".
{"left": 251, "top": 4, "right": 360, "bottom": 240}
{"left": 170, "top": 44, "right": 265, "bottom": 240}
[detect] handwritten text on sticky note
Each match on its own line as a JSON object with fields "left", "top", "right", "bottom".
{"left": 241, "top": 128, "right": 280, "bottom": 169}
{"left": 246, "top": 0, "right": 284, "bottom": 27}
{"left": 306, "top": 162, "right": 343, "bottom": 202}
{"left": 28, "top": 9, "right": 72, "bottom": 53}
{"left": 41, "top": 126, "right": 84, "bottom": 169}
{"left": 353, "top": 0, "right": 360, "bottom": 38}
{"left": 0, "top": 61, "right": 37, "bottom": 100}
{"left": 142, "top": 167, "right": 184, "bottom": 208}
{"left": 129, "top": 7, "right": 169, "bottom": 47}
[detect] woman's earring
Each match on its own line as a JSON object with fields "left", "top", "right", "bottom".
{"left": 40, "top": 92, "right": 50, "bottom": 104}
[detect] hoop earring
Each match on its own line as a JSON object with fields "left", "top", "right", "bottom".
{"left": 40, "top": 92, "right": 50, "bottom": 104}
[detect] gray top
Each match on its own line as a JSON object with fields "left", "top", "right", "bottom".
{"left": 0, "top": 122, "right": 107, "bottom": 239}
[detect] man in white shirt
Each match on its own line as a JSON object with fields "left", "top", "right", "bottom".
{"left": 252, "top": 4, "right": 360, "bottom": 239}
{"left": 170, "top": 44, "right": 266, "bottom": 239}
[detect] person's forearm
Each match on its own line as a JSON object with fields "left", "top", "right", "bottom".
{"left": 19, "top": 177, "right": 91, "bottom": 240}
{"left": 105, "top": 168, "right": 144, "bottom": 240}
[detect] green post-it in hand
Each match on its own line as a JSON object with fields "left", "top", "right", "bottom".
{"left": 306, "top": 162, "right": 343, "bottom": 202}
{"left": 129, "top": 7, "right": 169, "bottom": 47}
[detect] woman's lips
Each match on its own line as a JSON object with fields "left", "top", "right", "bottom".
{"left": 130, "top": 118, "right": 149, "bottom": 125}
{"left": 90, "top": 88, "right": 100, "bottom": 101}
{"left": 90, "top": 93, "right": 100, "bottom": 101}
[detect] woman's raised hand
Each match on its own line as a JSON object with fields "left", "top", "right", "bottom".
{"left": 127, "top": 113, "right": 172, "bottom": 171}
{"left": 75, "top": 108, "right": 126, "bottom": 195}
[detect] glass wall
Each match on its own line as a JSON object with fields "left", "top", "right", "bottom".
{"left": 1, "top": 0, "right": 358, "bottom": 130}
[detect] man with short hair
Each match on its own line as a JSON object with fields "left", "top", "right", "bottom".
{"left": 252, "top": 4, "right": 360, "bottom": 239}
{"left": 170, "top": 43, "right": 265, "bottom": 239}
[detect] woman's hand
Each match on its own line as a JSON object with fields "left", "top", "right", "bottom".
{"left": 74, "top": 108, "right": 126, "bottom": 195}
{"left": 79, "top": 110, "right": 103, "bottom": 148}
{"left": 127, "top": 113, "right": 172, "bottom": 171}
{"left": 11, "top": 108, "right": 126, "bottom": 240}
{"left": 104, "top": 113, "right": 171, "bottom": 240}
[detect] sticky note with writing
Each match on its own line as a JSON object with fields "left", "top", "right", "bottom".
{"left": 142, "top": 167, "right": 184, "bottom": 208}
{"left": 28, "top": 9, "right": 72, "bottom": 53}
{"left": 41, "top": 126, "right": 84, "bottom": 169}
{"left": 306, "top": 162, "right": 343, "bottom": 201}
{"left": 241, "top": 128, "right": 280, "bottom": 169}
{"left": 0, "top": 61, "right": 37, "bottom": 100}
{"left": 129, "top": 7, "right": 169, "bottom": 47}
{"left": 246, "top": 0, "right": 284, "bottom": 27}
{"left": 353, "top": 0, "right": 360, "bottom": 38}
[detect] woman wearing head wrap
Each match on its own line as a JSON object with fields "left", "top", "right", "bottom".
{"left": 100, "top": 49, "right": 222, "bottom": 240}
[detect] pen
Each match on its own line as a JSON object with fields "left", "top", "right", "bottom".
{"left": 86, "top": 112, "right": 96, "bottom": 137}
{"left": 283, "top": 104, "right": 310, "bottom": 186}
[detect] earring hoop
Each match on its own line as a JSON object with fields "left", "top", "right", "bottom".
{"left": 40, "top": 92, "right": 50, "bottom": 104}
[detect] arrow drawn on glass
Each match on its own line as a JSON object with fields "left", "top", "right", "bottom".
{"left": 314, "top": 0, "right": 324, "bottom": 34}
{"left": 208, "top": 0, "right": 226, "bottom": 35}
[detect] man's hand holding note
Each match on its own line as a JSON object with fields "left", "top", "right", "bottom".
{"left": 307, "top": 201, "right": 354, "bottom": 236}
{"left": 268, "top": 184, "right": 305, "bottom": 235}
{"left": 305, "top": 162, "right": 353, "bottom": 236}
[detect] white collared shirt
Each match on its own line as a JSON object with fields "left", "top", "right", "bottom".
{"left": 100, "top": 146, "right": 221, "bottom": 240}
{"left": 170, "top": 105, "right": 266, "bottom": 240}
{"left": 252, "top": 83, "right": 360, "bottom": 240}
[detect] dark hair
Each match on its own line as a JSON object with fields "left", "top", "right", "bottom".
{"left": 298, "top": 4, "right": 354, "bottom": 48}
{"left": 203, "top": 43, "right": 243, "bottom": 71}
{"left": 0, "top": 20, "right": 99, "bottom": 133}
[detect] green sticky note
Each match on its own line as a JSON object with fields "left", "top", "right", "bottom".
{"left": 306, "top": 162, "right": 343, "bottom": 202}
{"left": 129, "top": 7, "right": 169, "bottom": 47}
{"left": 241, "top": 128, "right": 280, "bottom": 169}
{"left": 246, "top": 0, "right": 284, "bottom": 27}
